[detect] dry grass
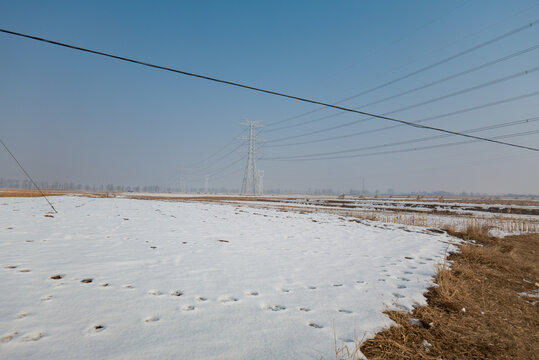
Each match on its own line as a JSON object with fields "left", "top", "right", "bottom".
{"left": 346, "top": 225, "right": 539, "bottom": 360}
{"left": 346, "top": 211, "right": 538, "bottom": 234}
{"left": 0, "top": 189, "right": 115, "bottom": 198}
{"left": 0, "top": 189, "right": 69, "bottom": 197}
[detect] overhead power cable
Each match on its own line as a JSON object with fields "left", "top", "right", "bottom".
{"left": 265, "top": 44, "right": 539, "bottom": 133}
{"left": 264, "top": 116, "right": 539, "bottom": 160}
{"left": 264, "top": 90, "right": 539, "bottom": 147}
{"left": 0, "top": 138, "right": 57, "bottom": 213}
{"left": 206, "top": 155, "right": 246, "bottom": 179}
{"left": 265, "top": 18, "right": 539, "bottom": 127}
{"left": 183, "top": 141, "right": 246, "bottom": 176}
{"left": 1, "top": 28, "right": 537, "bottom": 152}
{"left": 209, "top": 160, "right": 246, "bottom": 182}
{"left": 187, "top": 128, "right": 247, "bottom": 169}
{"left": 263, "top": 130, "right": 539, "bottom": 162}
{"left": 264, "top": 67, "right": 539, "bottom": 143}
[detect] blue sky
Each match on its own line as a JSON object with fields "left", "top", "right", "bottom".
{"left": 1, "top": 0, "right": 538, "bottom": 194}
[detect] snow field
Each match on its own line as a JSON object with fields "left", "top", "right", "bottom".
{"left": 0, "top": 196, "right": 454, "bottom": 359}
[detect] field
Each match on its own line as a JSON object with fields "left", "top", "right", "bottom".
{"left": 0, "top": 192, "right": 537, "bottom": 359}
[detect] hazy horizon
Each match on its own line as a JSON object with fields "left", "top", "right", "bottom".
{"left": 1, "top": 1, "right": 538, "bottom": 195}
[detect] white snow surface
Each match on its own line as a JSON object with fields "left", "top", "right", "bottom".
{"left": 0, "top": 196, "right": 453, "bottom": 359}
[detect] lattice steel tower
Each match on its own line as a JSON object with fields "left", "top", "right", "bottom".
{"left": 240, "top": 120, "right": 263, "bottom": 195}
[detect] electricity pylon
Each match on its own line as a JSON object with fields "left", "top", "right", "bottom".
{"left": 240, "top": 120, "right": 263, "bottom": 195}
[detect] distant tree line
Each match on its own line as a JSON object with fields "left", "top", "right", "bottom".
{"left": 0, "top": 177, "right": 536, "bottom": 197}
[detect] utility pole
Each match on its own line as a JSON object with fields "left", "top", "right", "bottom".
{"left": 179, "top": 167, "right": 185, "bottom": 193}
{"left": 258, "top": 170, "right": 264, "bottom": 195}
{"left": 240, "top": 120, "right": 263, "bottom": 195}
{"left": 362, "top": 177, "right": 365, "bottom": 195}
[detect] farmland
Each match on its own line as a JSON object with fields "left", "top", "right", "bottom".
{"left": 0, "top": 192, "right": 537, "bottom": 359}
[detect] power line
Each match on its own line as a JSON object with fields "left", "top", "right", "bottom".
{"left": 1, "top": 28, "right": 537, "bottom": 152}
{"left": 263, "top": 130, "right": 539, "bottom": 162}
{"left": 264, "top": 90, "right": 539, "bottom": 147}
{"left": 265, "top": 18, "right": 539, "bottom": 127}
{"left": 207, "top": 155, "right": 246, "bottom": 178}
{"left": 265, "top": 44, "right": 539, "bottom": 133}
{"left": 263, "top": 116, "right": 539, "bottom": 160}
{"left": 0, "top": 138, "right": 57, "bottom": 213}
{"left": 264, "top": 67, "right": 539, "bottom": 144}
{"left": 209, "top": 161, "right": 246, "bottom": 182}
{"left": 187, "top": 128, "right": 247, "bottom": 169}
{"left": 182, "top": 140, "right": 246, "bottom": 176}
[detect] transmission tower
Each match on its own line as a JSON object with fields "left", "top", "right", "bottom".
{"left": 240, "top": 120, "right": 263, "bottom": 195}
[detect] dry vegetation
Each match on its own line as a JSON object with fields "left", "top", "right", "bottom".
{"left": 335, "top": 225, "right": 539, "bottom": 360}
{"left": 0, "top": 189, "right": 70, "bottom": 197}
{"left": 347, "top": 211, "right": 538, "bottom": 233}
{"left": 0, "top": 189, "right": 115, "bottom": 198}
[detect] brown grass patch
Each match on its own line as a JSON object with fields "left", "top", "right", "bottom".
{"left": 346, "top": 226, "right": 539, "bottom": 360}
{"left": 0, "top": 188, "right": 112, "bottom": 198}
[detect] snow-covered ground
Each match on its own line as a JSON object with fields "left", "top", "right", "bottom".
{"left": 0, "top": 196, "right": 454, "bottom": 359}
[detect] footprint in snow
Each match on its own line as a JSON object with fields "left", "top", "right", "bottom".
{"left": 245, "top": 290, "right": 259, "bottom": 296}
{"left": 308, "top": 322, "right": 323, "bottom": 329}
{"left": 122, "top": 285, "right": 134, "bottom": 289}
{"left": 299, "top": 307, "right": 311, "bottom": 312}
{"left": 21, "top": 332, "right": 44, "bottom": 342}
{"left": 263, "top": 304, "right": 286, "bottom": 311}
{"left": 403, "top": 271, "right": 413, "bottom": 275}
{"left": 218, "top": 295, "right": 238, "bottom": 303}
{"left": 170, "top": 290, "right": 183, "bottom": 297}
{"left": 88, "top": 324, "right": 106, "bottom": 333}
{"left": 356, "top": 280, "right": 366, "bottom": 284}
{"left": 333, "top": 284, "right": 343, "bottom": 287}
{"left": 398, "top": 277, "right": 410, "bottom": 282}
{"left": 144, "top": 316, "right": 159, "bottom": 323}
{"left": 395, "top": 304, "right": 409, "bottom": 311}
{"left": 148, "top": 290, "right": 161, "bottom": 296}
{"left": 40, "top": 295, "right": 53, "bottom": 302}
{"left": 393, "top": 293, "right": 405, "bottom": 298}
{"left": 307, "top": 286, "right": 317, "bottom": 290}
{"left": 397, "top": 284, "right": 407, "bottom": 289}
{"left": 17, "top": 313, "right": 28, "bottom": 319}
{"left": 278, "top": 288, "right": 290, "bottom": 293}
{"left": 80, "top": 278, "right": 93, "bottom": 283}
{"left": 18, "top": 269, "right": 31, "bottom": 273}
{"left": 100, "top": 283, "right": 110, "bottom": 287}
{"left": 1, "top": 332, "right": 19, "bottom": 343}
{"left": 196, "top": 296, "right": 207, "bottom": 302}
{"left": 338, "top": 309, "right": 352, "bottom": 314}
{"left": 50, "top": 274, "right": 64, "bottom": 280}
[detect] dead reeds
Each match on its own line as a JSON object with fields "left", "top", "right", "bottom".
{"left": 350, "top": 226, "right": 539, "bottom": 360}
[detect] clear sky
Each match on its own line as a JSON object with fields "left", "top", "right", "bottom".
{"left": 1, "top": 0, "right": 538, "bottom": 194}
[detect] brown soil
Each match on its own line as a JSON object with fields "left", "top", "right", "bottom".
{"left": 358, "top": 228, "right": 539, "bottom": 360}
